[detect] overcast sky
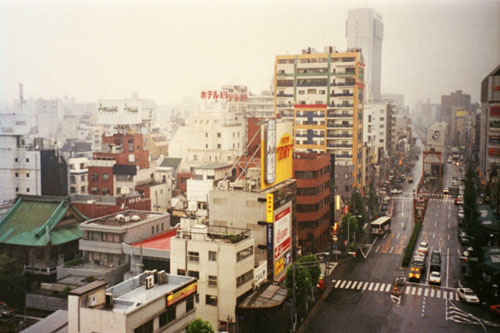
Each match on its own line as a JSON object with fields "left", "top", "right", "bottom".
{"left": 1, "top": 0, "right": 499, "bottom": 108}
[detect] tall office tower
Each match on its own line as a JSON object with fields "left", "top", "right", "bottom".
{"left": 440, "top": 90, "right": 471, "bottom": 141}
{"left": 274, "top": 46, "right": 364, "bottom": 203}
{"left": 346, "top": 8, "right": 384, "bottom": 101}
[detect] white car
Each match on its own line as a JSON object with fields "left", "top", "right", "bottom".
{"left": 417, "top": 242, "right": 429, "bottom": 255}
{"left": 391, "top": 189, "right": 403, "bottom": 195}
{"left": 457, "top": 288, "right": 480, "bottom": 303}
{"left": 429, "top": 271, "right": 441, "bottom": 285}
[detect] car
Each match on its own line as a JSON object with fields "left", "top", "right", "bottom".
{"left": 490, "top": 304, "right": 500, "bottom": 317}
{"left": 408, "top": 177, "right": 414, "bottom": 183}
{"left": 457, "top": 288, "right": 480, "bottom": 303}
{"left": 391, "top": 189, "right": 403, "bottom": 195}
{"left": 417, "top": 242, "right": 429, "bottom": 255}
{"left": 443, "top": 188, "right": 449, "bottom": 195}
{"left": 429, "top": 271, "right": 441, "bottom": 285}
{"left": 408, "top": 266, "right": 421, "bottom": 282}
{"left": 458, "top": 211, "right": 464, "bottom": 219}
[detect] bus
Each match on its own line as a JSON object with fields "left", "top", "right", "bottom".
{"left": 370, "top": 216, "right": 391, "bottom": 235}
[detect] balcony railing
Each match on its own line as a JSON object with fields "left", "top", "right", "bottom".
{"left": 327, "top": 134, "right": 352, "bottom": 138}
{"left": 334, "top": 154, "right": 353, "bottom": 158}
{"left": 332, "top": 72, "right": 355, "bottom": 76}
{"left": 276, "top": 93, "right": 294, "bottom": 98}
{"left": 331, "top": 93, "right": 353, "bottom": 97}
{"left": 327, "top": 123, "right": 352, "bottom": 128}
{"left": 327, "top": 144, "right": 353, "bottom": 148}
{"left": 331, "top": 82, "right": 354, "bottom": 87}
{"left": 327, "top": 113, "right": 353, "bottom": 118}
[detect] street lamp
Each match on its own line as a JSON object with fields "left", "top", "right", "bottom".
{"left": 347, "top": 215, "right": 362, "bottom": 251}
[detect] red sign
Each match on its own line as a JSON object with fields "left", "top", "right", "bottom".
{"left": 490, "top": 105, "right": 500, "bottom": 117}
{"left": 201, "top": 90, "right": 248, "bottom": 102}
{"left": 488, "top": 147, "right": 500, "bottom": 157}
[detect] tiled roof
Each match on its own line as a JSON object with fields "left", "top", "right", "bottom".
{"left": 160, "top": 157, "right": 182, "bottom": 169}
{"left": 0, "top": 197, "right": 87, "bottom": 246}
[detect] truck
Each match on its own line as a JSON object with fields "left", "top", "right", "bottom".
{"left": 430, "top": 250, "right": 441, "bottom": 272}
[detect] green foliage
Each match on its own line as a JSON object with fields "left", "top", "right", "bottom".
{"left": 366, "top": 179, "right": 380, "bottom": 221}
{"left": 0, "top": 254, "right": 16, "bottom": 274}
{"left": 187, "top": 318, "right": 214, "bottom": 333}
{"left": 349, "top": 190, "right": 368, "bottom": 226}
{"left": 228, "top": 232, "right": 246, "bottom": 243}
{"left": 402, "top": 222, "right": 423, "bottom": 267}
{"left": 61, "top": 286, "right": 72, "bottom": 298}
{"left": 297, "top": 255, "right": 321, "bottom": 286}
{"left": 340, "top": 213, "right": 360, "bottom": 243}
{"left": 64, "top": 257, "right": 83, "bottom": 267}
{"left": 285, "top": 263, "right": 312, "bottom": 315}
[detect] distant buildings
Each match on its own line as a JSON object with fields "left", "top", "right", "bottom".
{"left": 440, "top": 90, "right": 471, "bottom": 140}
{"left": 346, "top": 8, "right": 384, "bottom": 100}
{"left": 274, "top": 46, "right": 365, "bottom": 203}
{"left": 479, "top": 64, "right": 500, "bottom": 181}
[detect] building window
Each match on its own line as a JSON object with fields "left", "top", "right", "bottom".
{"left": 237, "top": 246, "right": 253, "bottom": 262}
{"left": 26, "top": 188, "right": 30, "bottom": 193}
{"left": 209, "top": 251, "right": 217, "bottom": 261}
{"left": 15, "top": 173, "right": 19, "bottom": 177}
{"left": 102, "top": 187, "right": 109, "bottom": 195}
{"left": 134, "top": 319, "right": 153, "bottom": 333}
{"left": 15, "top": 187, "right": 19, "bottom": 192}
{"left": 217, "top": 132, "right": 221, "bottom": 138}
{"left": 208, "top": 275, "right": 218, "bottom": 287}
{"left": 80, "top": 163, "right": 85, "bottom": 169}
{"left": 91, "top": 187, "right": 98, "bottom": 194}
{"left": 159, "top": 306, "right": 176, "bottom": 327}
{"left": 14, "top": 158, "right": 18, "bottom": 162}
{"left": 236, "top": 270, "right": 253, "bottom": 287}
{"left": 177, "top": 269, "right": 185, "bottom": 276}
{"left": 81, "top": 175, "right": 86, "bottom": 181}
{"left": 217, "top": 144, "right": 221, "bottom": 149}
{"left": 92, "top": 174, "right": 99, "bottom": 181}
{"left": 70, "top": 175, "right": 75, "bottom": 184}
{"left": 188, "top": 270, "right": 199, "bottom": 279}
{"left": 116, "top": 187, "right": 121, "bottom": 194}
{"left": 81, "top": 186, "right": 86, "bottom": 193}
{"left": 70, "top": 186, "right": 76, "bottom": 194}
{"left": 193, "top": 155, "right": 198, "bottom": 161}
{"left": 188, "top": 251, "right": 200, "bottom": 262}
{"left": 26, "top": 158, "right": 29, "bottom": 163}
{"left": 152, "top": 226, "right": 155, "bottom": 234}
{"left": 206, "top": 132, "right": 208, "bottom": 138}
{"left": 206, "top": 295, "right": 217, "bottom": 306}
{"left": 186, "top": 296, "right": 194, "bottom": 312}
{"left": 103, "top": 174, "right": 109, "bottom": 181}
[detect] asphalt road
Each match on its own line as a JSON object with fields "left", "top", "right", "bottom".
{"left": 303, "top": 150, "right": 500, "bottom": 332}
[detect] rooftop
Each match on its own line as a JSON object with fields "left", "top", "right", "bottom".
{"left": 194, "top": 163, "right": 232, "bottom": 170}
{"left": 131, "top": 228, "right": 178, "bottom": 250}
{"left": 81, "top": 210, "right": 168, "bottom": 228}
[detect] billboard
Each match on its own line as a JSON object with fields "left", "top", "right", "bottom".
{"left": 491, "top": 105, "right": 500, "bottom": 117}
{"left": 489, "top": 135, "right": 500, "bottom": 144}
{"left": 97, "top": 100, "right": 143, "bottom": 125}
{"left": 273, "top": 203, "right": 292, "bottom": 281}
{"left": 260, "top": 120, "right": 293, "bottom": 190}
{"left": 488, "top": 148, "right": 500, "bottom": 157}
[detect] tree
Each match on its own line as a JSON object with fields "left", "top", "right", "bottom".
{"left": 366, "top": 179, "right": 380, "bottom": 221}
{"left": 349, "top": 190, "right": 367, "bottom": 226}
{"left": 187, "top": 318, "right": 214, "bottom": 333}
{"left": 285, "top": 263, "right": 312, "bottom": 316}
{"left": 297, "top": 255, "right": 321, "bottom": 286}
{"left": 340, "top": 213, "right": 360, "bottom": 249}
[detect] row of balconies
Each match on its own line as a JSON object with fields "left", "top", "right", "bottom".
{"left": 326, "top": 123, "right": 352, "bottom": 128}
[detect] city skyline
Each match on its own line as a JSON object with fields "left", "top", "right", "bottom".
{"left": 1, "top": 0, "right": 499, "bottom": 107}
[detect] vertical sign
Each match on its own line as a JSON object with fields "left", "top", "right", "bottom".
{"left": 266, "top": 119, "right": 276, "bottom": 184}
{"left": 266, "top": 193, "right": 274, "bottom": 223}
{"left": 266, "top": 224, "right": 273, "bottom": 251}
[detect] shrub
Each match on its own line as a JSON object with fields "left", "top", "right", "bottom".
{"left": 64, "top": 257, "right": 83, "bottom": 267}
{"left": 402, "top": 222, "right": 422, "bottom": 267}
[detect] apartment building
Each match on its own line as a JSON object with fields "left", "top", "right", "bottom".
{"left": 68, "top": 157, "right": 89, "bottom": 195}
{"left": 274, "top": 46, "right": 364, "bottom": 202}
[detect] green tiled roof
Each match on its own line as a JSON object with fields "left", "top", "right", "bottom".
{"left": 0, "top": 197, "right": 87, "bottom": 246}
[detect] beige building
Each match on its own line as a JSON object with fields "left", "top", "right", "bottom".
{"left": 68, "top": 272, "right": 197, "bottom": 333}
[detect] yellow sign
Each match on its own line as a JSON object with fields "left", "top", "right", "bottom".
{"left": 261, "top": 121, "right": 293, "bottom": 190}
{"left": 266, "top": 193, "right": 274, "bottom": 223}
{"left": 166, "top": 281, "right": 197, "bottom": 307}
{"left": 274, "top": 256, "right": 285, "bottom": 276}
{"left": 455, "top": 110, "right": 467, "bottom": 117}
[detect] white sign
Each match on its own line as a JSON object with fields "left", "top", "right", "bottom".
{"left": 265, "top": 119, "right": 276, "bottom": 184}
{"left": 274, "top": 206, "right": 291, "bottom": 260}
{"left": 254, "top": 262, "right": 267, "bottom": 288}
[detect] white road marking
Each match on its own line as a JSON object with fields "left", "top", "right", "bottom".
{"left": 385, "top": 284, "right": 391, "bottom": 292}
{"left": 417, "top": 288, "right": 423, "bottom": 296}
{"left": 437, "top": 290, "right": 441, "bottom": 298}
{"left": 345, "top": 281, "right": 352, "bottom": 289}
{"left": 383, "top": 233, "right": 387, "bottom": 239}
{"left": 358, "top": 282, "right": 364, "bottom": 290}
{"left": 396, "top": 232, "right": 401, "bottom": 239}
{"left": 449, "top": 291, "right": 454, "bottom": 300}
{"left": 389, "top": 246, "right": 394, "bottom": 254}
{"left": 368, "top": 282, "right": 374, "bottom": 291}
{"left": 424, "top": 288, "right": 429, "bottom": 297}
{"left": 374, "top": 283, "right": 380, "bottom": 291}
{"left": 443, "top": 291, "right": 447, "bottom": 299}
{"left": 401, "top": 222, "right": 404, "bottom": 228}
{"left": 335, "top": 280, "right": 341, "bottom": 288}
{"left": 340, "top": 280, "right": 347, "bottom": 288}
{"left": 433, "top": 233, "right": 436, "bottom": 239}
{"left": 411, "top": 287, "right": 416, "bottom": 295}
{"left": 375, "top": 245, "right": 380, "bottom": 253}
{"left": 446, "top": 247, "right": 450, "bottom": 288}
{"left": 363, "top": 282, "right": 369, "bottom": 290}
{"left": 430, "top": 289, "right": 435, "bottom": 297}
{"left": 434, "top": 222, "right": 437, "bottom": 227}
{"left": 448, "top": 234, "right": 450, "bottom": 241}
{"left": 351, "top": 281, "right": 358, "bottom": 289}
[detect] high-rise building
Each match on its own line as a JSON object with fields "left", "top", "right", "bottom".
{"left": 346, "top": 8, "right": 384, "bottom": 100}
{"left": 440, "top": 90, "right": 471, "bottom": 140}
{"left": 274, "top": 46, "right": 364, "bottom": 202}
{"left": 479, "top": 64, "right": 500, "bottom": 182}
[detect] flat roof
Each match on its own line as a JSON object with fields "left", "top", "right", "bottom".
{"left": 21, "top": 310, "right": 68, "bottom": 333}
{"left": 194, "top": 163, "right": 232, "bottom": 170}
{"left": 69, "top": 280, "right": 107, "bottom": 296}
{"left": 131, "top": 228, "right": 178, "bottom": 251}
{"left": 81, "top": 210, "right": 167, "bottom": 227}
{"left": 238, "top": 283, "right": 287, "bottom": 309}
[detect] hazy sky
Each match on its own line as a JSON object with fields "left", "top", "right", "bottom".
{"left": 1, "top": 0, "right": 499, "bottom": 108}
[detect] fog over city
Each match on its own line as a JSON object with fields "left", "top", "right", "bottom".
{"left": 1, "top": 0, "right": 499, "bottom": 107}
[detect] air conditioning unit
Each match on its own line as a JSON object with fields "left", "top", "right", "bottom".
{"left": 146, "top": 275, "right": 154, "bottom": 289}
{"left": 88, "top": 294, "right": 98, "bottom": 307}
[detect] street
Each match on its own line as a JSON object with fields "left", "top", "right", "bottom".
{"left": 303, "top": 149, "right": 500, "bottom": 332}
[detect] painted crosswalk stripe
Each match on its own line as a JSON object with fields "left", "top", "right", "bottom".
{"left": 436, "top": 290, "right": 441, "bottom": 298}
{"left": 335, "top": 280, "right": 341, "bottom": 288}
{"left": 385, "top": 284, "right": 391, "bottom": 292}
{"left": 340, "top": 280, "right": 347, "bottom": 288}
{"left": 358, "top": 282, "right": 364, "bottom": 290}
{"left": 345, "top": 281, "right": 352, "bottom": 289}
{"left": 368, "top": 282, "right": 374, "bottom": 291}
{"left": 424, "top": 288, "right": 429, "bottom": 297}
{"left": 449, "top": 291, "right": 454, "bottom": 300}
{"left": 443, "top": 290, "right": 447, "bottom": 299}
{"left": 351, "top": 281, "right": 358, "bottom": 289}
{"left": 363, "top": 282, "right": 369, "bottom": 290}
{"left": 411, "top": 287, "right": 416, "bottom": 295}
{"left": 374, "top": 283, "right": 380, "bottom": 291}
{"left": 430, "top": 289, "right": 435, "bottom": 298}
{"left": 417, "top": 288, "right": 423, "bottom": 296}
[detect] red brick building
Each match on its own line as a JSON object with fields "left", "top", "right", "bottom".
{"left": 293, "top": 153, "right": 332, "bottom": 254}
{"left": 71, "top": 193, "right": 151, "bottom": 218}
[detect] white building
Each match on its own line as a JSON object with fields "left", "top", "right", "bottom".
{"left": 68, "top": 157, "right": 89, "bottom": 195}
{"left": 247, "top": 90, "right": 274, "bottom": 118}
{"left": 363, "top": 101, "right": 391, "bottom": 164}
{"left": 186, "top": 163, "right": 232, "bottom": 211}
{"left": 168, "top": 102, "right": 246, "bottom": 172}
{"left": 36, "top": 99, "right": 63, "bottom": 139}
{"left": 0, "top": 113, "right": 42, "bottom": 203}
{"left": 346, "top": 8, "right": 384, "bottom": 100}
{"left": 170, "top": 219, "right": 255, "bottom": 332}
{"left": 68, "top": 273, "right": 197, "bottom": 333}
{"left": 427, "top": 121, "right": 447, "bottom": 153}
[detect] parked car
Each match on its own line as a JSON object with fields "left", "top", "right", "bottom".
{"left": 429, "top": 271, "right": 441, "bottom": 285}
{"left": 417, "top": 242, "right": 429, "bottom": 255}
{"left": 408, "top": 266, "right": 422, "bottom": 282}
{"left": 490, "top": 304, "right": 500, "bottom": 316}
{"left": 457, "top": 288, "right": 480, "bottom": 303}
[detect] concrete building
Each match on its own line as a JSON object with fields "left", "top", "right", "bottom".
{"left": 36, "top": 99, "right": 63, "bottom": 140}
{"left": 293, "top": 153, "right": 331, "bottom": 254}
{"left": 440, "top": 90, "right": 471, "bottom": 140}
{"left": 426, "top": 121, "right": 447, "bottom": 154}
{"left": 187, "top": 163, "right": 233, "bottom": 213}
{"left": 363, "top": 101, "right": 392, "bottom": 165}
{"left": 71, "top": 193, "right": 151, "bottom": 219}
{"left": 68, "top": 273, "right": 197, "bottom": 333}
{"left": 274, "top": 47, "right": 364, "bottom": 203}
{"left": 247, "top": 90, "right": 274, "bottom": 118}
{"left": 170, "top": 219, "right": 255, "bottom": 331}
{"left": 143, "top": 128, "right": 169, "bottom": 162}
{"left": 168, "top": 103, "right": 246, "bottom": 172}
{"left": 346, "top": 8, "right": 384, "bottom": 100}
{"left": 68, "top": 157, "right": 89, "bottom": 195}
{"left": 480, "top": 64, "right": 500, "bottom": 181}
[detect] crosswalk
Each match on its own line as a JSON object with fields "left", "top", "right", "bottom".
{"left": 390, "top": 193, "right": 455, "bottom": 203}
{"left": 332, "top": 279, "right": 460, "bottom": 300}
